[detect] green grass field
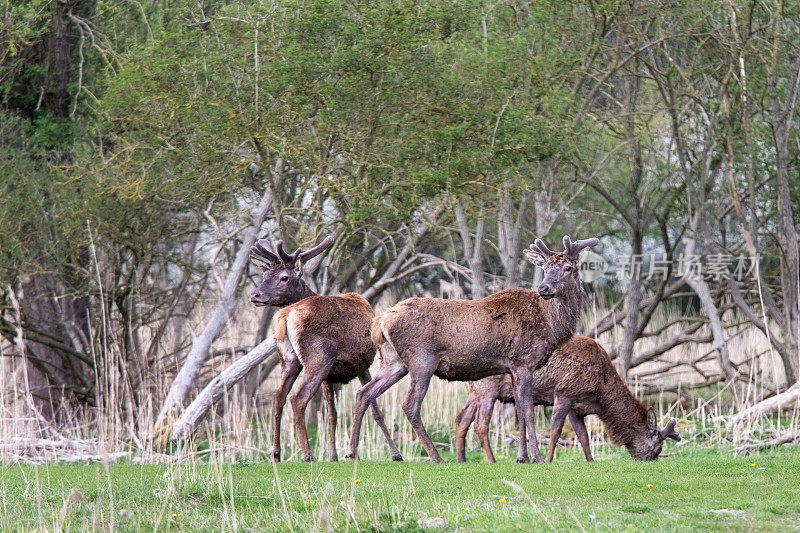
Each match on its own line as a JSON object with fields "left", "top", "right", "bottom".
{"left": 2, "top": 446, "right": 799, "bottom": 532}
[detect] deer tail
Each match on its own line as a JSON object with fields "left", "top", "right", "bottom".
{"left": 273, "top": 310, "right": 289, "bottom": 343}
{"left": 370, "top": 316, "right": 385, "bottom": 347}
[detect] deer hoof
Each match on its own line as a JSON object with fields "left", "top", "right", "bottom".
{"left": 302, "top": 454, "right": 315, "bottom": 462}
{"left": 344, "top": 451, "right": 356, "bottom": 460}
{"left": 330, "top": 453, "right": 339, "bottom": 462}
{"left": 516, "top": 456, "right": 530, "bottom": 464}
{"left": 391, "top": 453, "right": 404, "bottom": 462}
{"left": 272, "top": 450, "right": 281, "bottom": 462}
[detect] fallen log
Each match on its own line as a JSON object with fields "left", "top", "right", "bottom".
{"left": 168, "top": 336, "right": 277, "bottom": 441}
{"left": 0, "top": 437, "right": 132, "bottom": 464}
{"left": 736, "top": 432, "right": 800, "bottom": 455}
{"left": 730, "top": 381, "right": 800, "bottom": 426}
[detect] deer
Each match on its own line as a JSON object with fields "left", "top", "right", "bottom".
{"left": 249, "top": 236, "right": 402, "bottom": 462}
{"left": 455, "top": 335, "right": 682, "bottom": 463}
{"left": 345, "top": 235, "right": 599, "bottom": 463}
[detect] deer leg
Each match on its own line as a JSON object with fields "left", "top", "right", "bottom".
{"left": 568, "top": 411, "right": 593, "bottom": 462}
{"left": 546, "top": 397, "right": 571, "bottom": 463}
{"left": 455, "top": 397, "right": 477, "bottom": 463}
{"left": 525, "top": 405, "right": 544, "bottom": 463}
{"left": 475, "top": 397, "right": 497, "bottom": 463}
{"left": 511, "top": 369, "right": 533, "bottom": 463}
{"left": 345, "top": 360, "right": 407, "bottom": 460}
{"left": 290, "top": 355, "right": 335, "bottom": 462}
{"left": 322, "top": 382, "right": 338, "bottom": 461}
{"left": 402, "top": 362, "right": 442, "bottom": 463}
{"left": 358, "top": 370, "right": 403, "bottom": 461}
{"left": 271, "top": 356, "right": 302, "bottom": 462}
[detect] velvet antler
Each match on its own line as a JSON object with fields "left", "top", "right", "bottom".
{"left": 562, "top": 236, "right": 599, "bottom": 260}
{"left": 298, "top": 236, "right": 334, "bottom": 263}
{"left": 658, "top": 418, "right": 681, "bottom": 442}
{"left": 250, "top": 240, "right": 281, "bottom": 271}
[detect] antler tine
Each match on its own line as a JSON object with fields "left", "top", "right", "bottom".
{"left": 298, "top": 236, "right": 334, "bottom": 263}
{"left": 275, "top": 240, "right": 300, "bottom": 264}
{"left": 564, "top": 236, "right": 600, "bottom": 259}
{"left": 250, "top": 240, "right": 280, "bottom": 271}
{"left": 250, "top": 240, "right": 280, "bottom": 263}
{"left": 562, "top": 235, "right": 573, "bottom": 256}
{"left": 531, "top": 238, "right": 555, "bottom": 257}
{"left": 573, "top": 238, "right": 600, "bottom": 253}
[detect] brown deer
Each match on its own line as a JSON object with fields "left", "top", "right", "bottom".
{"left": 345, "top": 236, "right": 599, "bottom": 463}
{"left": 249, "top": 236, "right": 402, "bottom": 462}
{"left": 455, "top": 336, "right": 681, "bottom": 463}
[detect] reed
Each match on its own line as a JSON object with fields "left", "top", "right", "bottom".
{"left": 0, "top": 286, "right": 792, "bottom": 466}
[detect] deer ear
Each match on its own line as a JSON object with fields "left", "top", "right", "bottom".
{"left": 523, "top": 248, "right": 547, "bottom": 268}
{"left": 647, "top": 408, "right": 657, "bottom": 430}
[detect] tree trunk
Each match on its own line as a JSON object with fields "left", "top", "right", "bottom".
{"left": 497, "top": 181, "right": 532, "bottom": 288}
{"left": 769, "top": 47, "right": 800, "bottom": 384}
{"left": 531, "top": 190, "right": 554, "bottom": 288}
{"left": 683, "top": 225, "right": 737, "bottom": 383}
{"left": 15, "top": 271, "right": 93, "bottom": 416}
{"left": 454, "top": 200, "right": 486, "bottom": 298}
{"left": 618, "top": 61, "right": 645, "bottom": 380}
{"left": 169, "top": 337, "right": 277, "bottom": 440}
{"left": 154, "top": 188, "right": 273, "bottom": 429}
{"left": 617, "top": 231, "right": 642, "bottom": 379}
{"left": 44, "top": 1, "right": 74, "bottom": 117}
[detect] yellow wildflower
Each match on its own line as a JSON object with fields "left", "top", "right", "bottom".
{"left": 354, "top": 479, "right": 360, "bottom": 484}
{"left": 498, "top": 498, "right": 506, "bottom": 503}
{"left": 647, "top": 483, "right": 654, "bottom": 490}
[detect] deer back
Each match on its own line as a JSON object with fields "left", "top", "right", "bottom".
{"left": 381, "top": 289, "right": 560, "bottom": 379}
{"left": 272, "top": 293, "right": 376, "bottom": 381}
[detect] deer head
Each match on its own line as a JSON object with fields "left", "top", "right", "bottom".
{"left": 629, "top": 410, "right": 682, "bottom": 460}
{"left": 524, "top": 235, "right": 599, "bottom": 299}
{"left": 248, "top": 236, "right": 334, "bottom": 307}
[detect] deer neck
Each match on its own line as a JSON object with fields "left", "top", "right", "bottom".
{"left": 296, "top": 281, "right": 317, "bottom": 302}
{"left": 596, "top": 390, "right": 649, "bottom": 448}
{"left": 540, "top": 283, "right": 583, "bottom": 348}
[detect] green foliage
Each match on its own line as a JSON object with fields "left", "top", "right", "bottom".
{"left": 0, "top": 0, "right": 52, "bottom": 108}
{"left": 22, "top": 112, "right": 78, "bottom": 149}
{"left": 2, "top": 0, "right": 799, "bottom": 354}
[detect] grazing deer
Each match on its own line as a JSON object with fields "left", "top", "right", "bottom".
{"left": 455, "top": 336, "right": 681, "bottom": 463}
{"left": 346, "top": 236, "right": 599, "bottom": 463}
{"left": 249, "top": 236, "right": 402, "bottom": 462}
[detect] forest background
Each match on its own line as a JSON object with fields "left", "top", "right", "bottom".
{"left": 1, "top": 0, "right": 799, "bottom": 462}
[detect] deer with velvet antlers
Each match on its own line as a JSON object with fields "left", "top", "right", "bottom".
{"left": 455, "top": 336, "right": 681, "bottom": 463}
{"left": 345, "top": 236, "right": 599, "bottom": 463}
{"left": 249, "top": 236, "right": 402, "bottom": 462}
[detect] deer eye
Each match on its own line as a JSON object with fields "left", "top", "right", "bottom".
{"left": 280, "top": 274, "right": 289, "bottom": 282}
